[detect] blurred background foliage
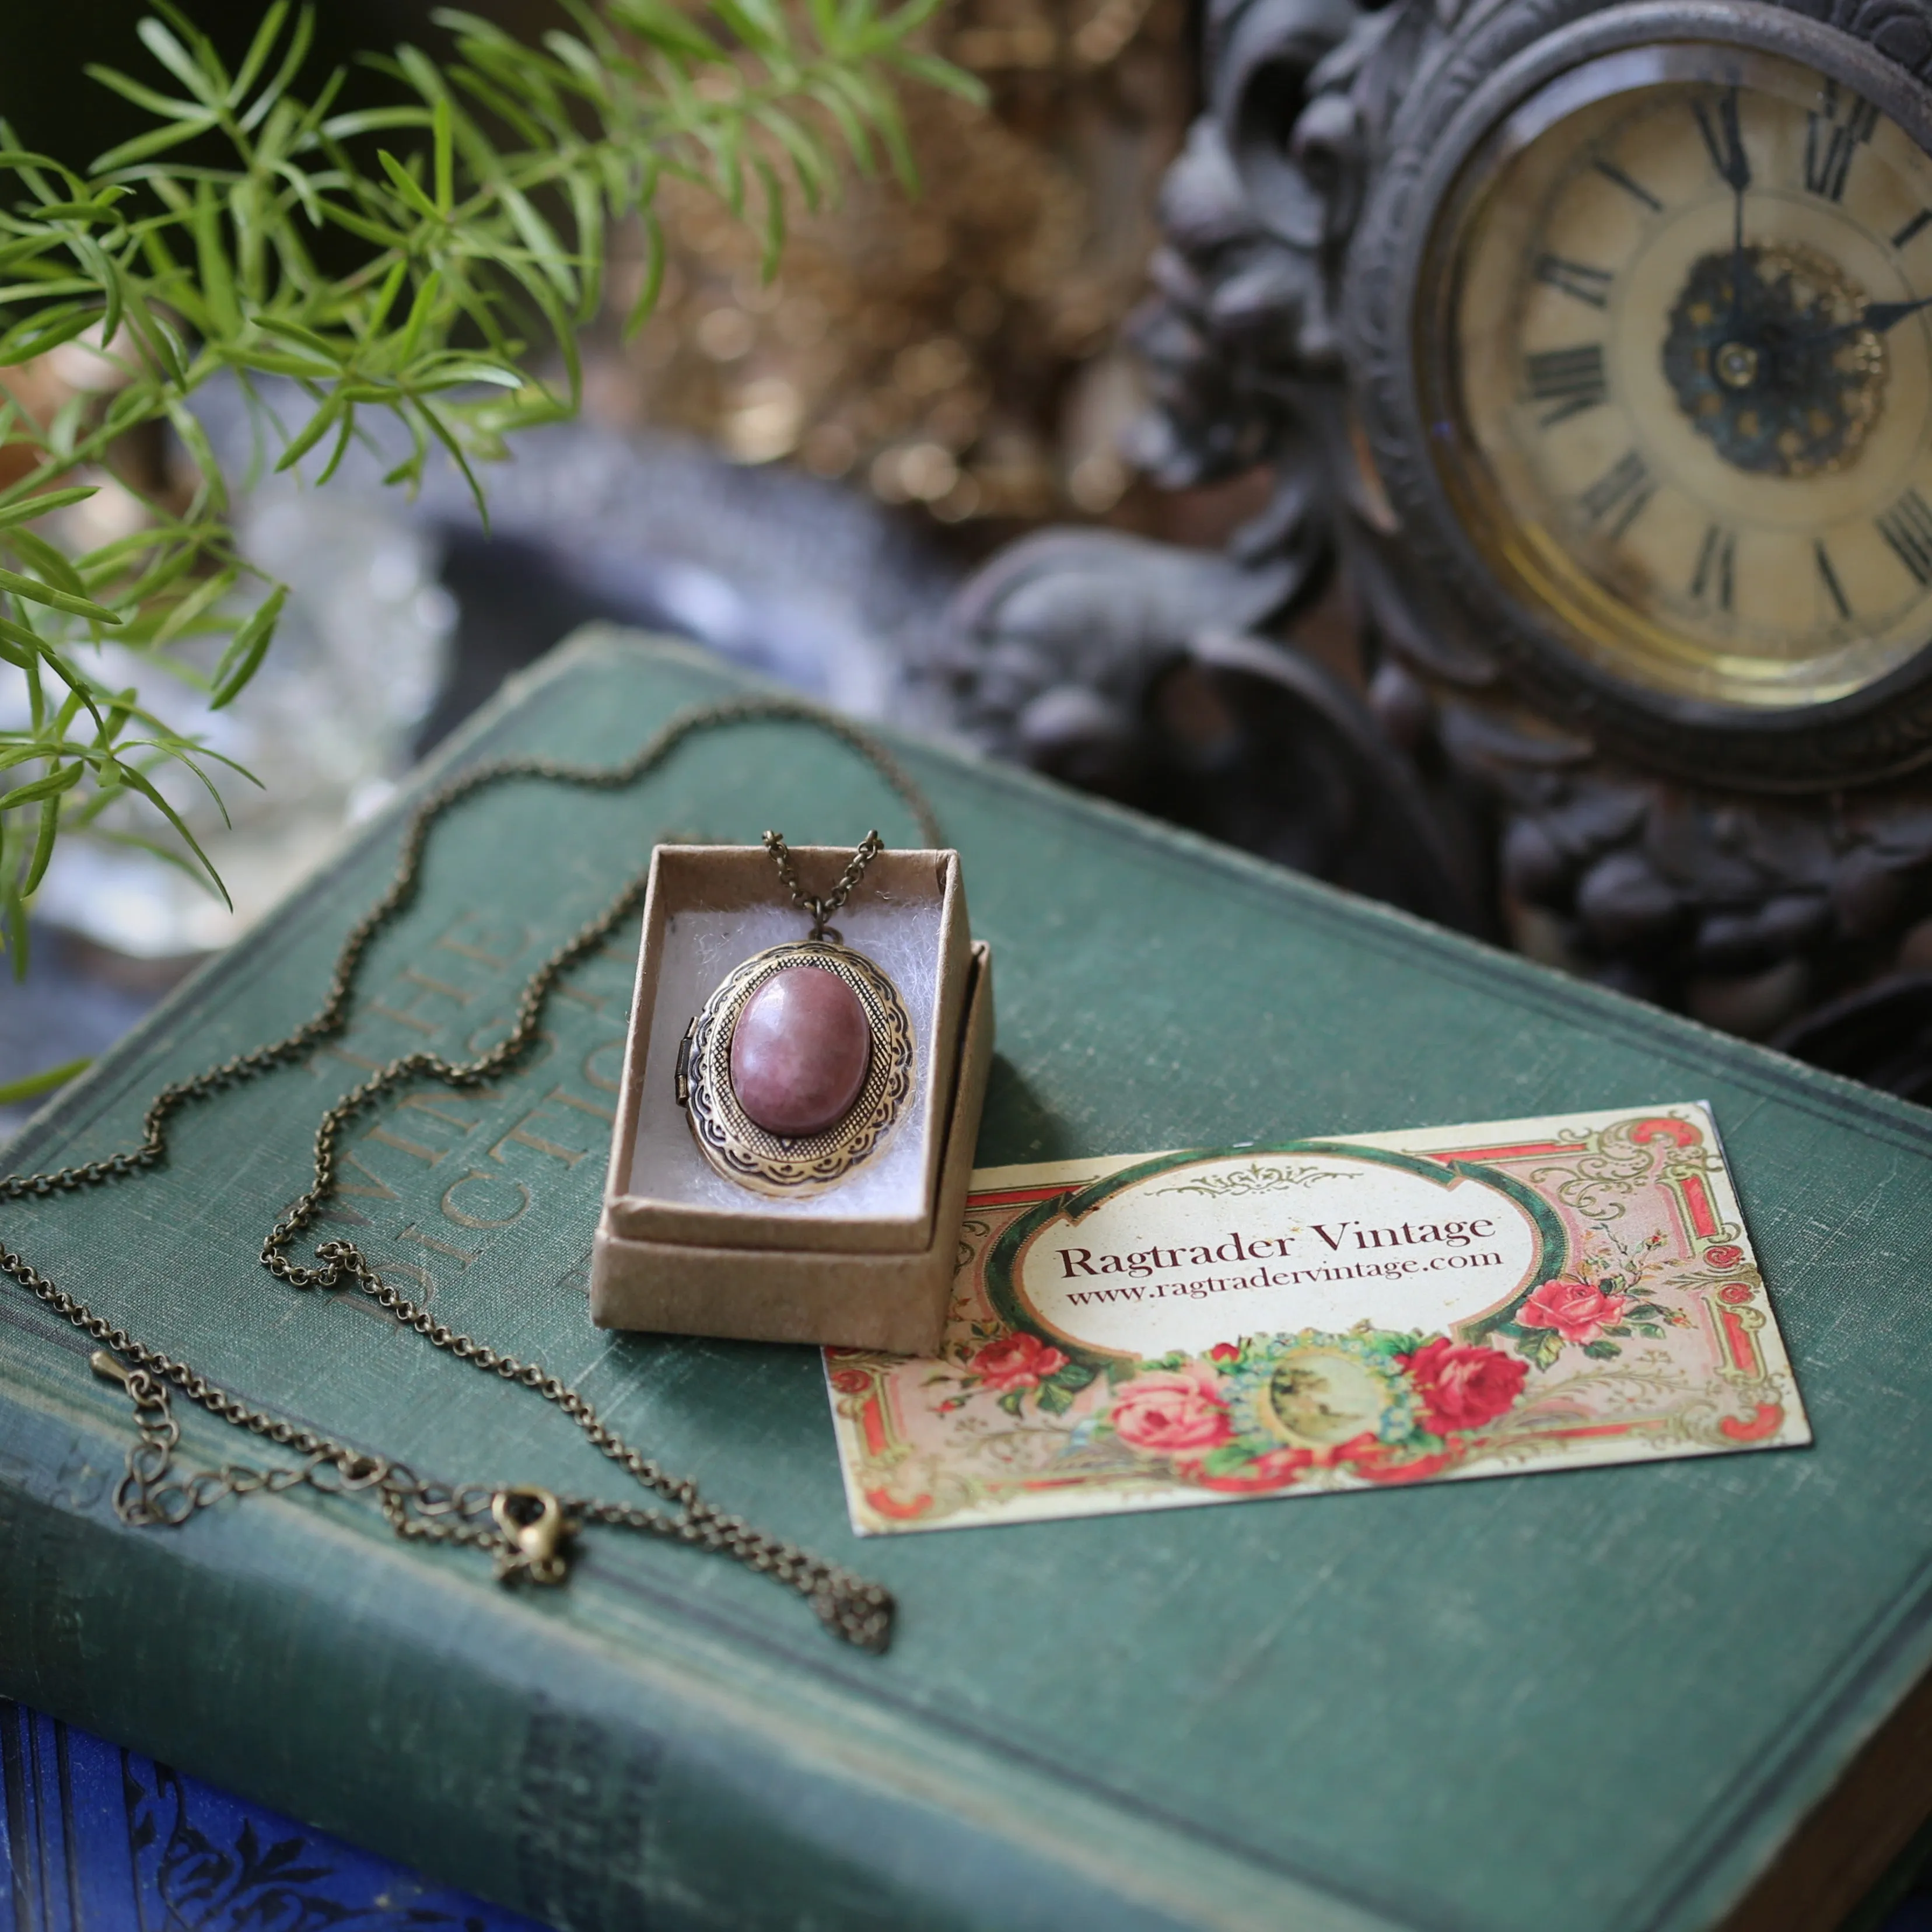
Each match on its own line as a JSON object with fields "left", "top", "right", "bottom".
{"left": 0, "top": 0, "right": 982, "bottom": 976}
{"left": 597, "top": 0, "right": 1191, "bottom": 527}
{"left": 0, "top": 0, "right": 1204, "bottom": 1118}
{"left": 0, "top": 0, "right": 1198, "bottom": 559}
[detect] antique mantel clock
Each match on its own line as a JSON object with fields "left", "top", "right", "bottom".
{"left": 939, "top": 0, "right": 1932, "bottom": 1082}
{"left": 1350, "top": 0, "right": 1932, "bottom": 790}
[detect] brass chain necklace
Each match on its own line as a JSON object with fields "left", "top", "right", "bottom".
{"left": 762, "top": 827, "right": 884, "bottom": 941}
{"left": 0, "top": 696, "right": 943, "bottom": 1654}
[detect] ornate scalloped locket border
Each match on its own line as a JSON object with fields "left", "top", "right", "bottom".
{"left": 677, "top": 939, "right": 915, "bottom": 1194}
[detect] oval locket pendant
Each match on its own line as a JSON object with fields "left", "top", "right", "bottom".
{"left": 678, "top": 940, "right": 914, "bottom": 1194}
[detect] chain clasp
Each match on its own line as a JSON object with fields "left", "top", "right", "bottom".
{"left": 491, "top": 1484, "right": 572, "bottom": 1586}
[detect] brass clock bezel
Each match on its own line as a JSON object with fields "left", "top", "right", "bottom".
{"left": 1345, "top": 0, "right": 1932, "bottom": 792}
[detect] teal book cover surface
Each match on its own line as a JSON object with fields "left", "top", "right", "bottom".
{"left": 3, "top": 632, "right": 1931, "bottom": 1932}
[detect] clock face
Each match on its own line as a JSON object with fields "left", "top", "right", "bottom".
{"left": 1428, "top": 43, "right": 1932, "bottom": 710}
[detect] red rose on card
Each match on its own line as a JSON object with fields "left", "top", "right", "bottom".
{"left": 970, "top": 1332, "right": 1069, "bottom": 1391}
{"left": 1520, "top": 1276, "right": 1629, "bottom": 1345}
{"left": 1401, "top": 1336, "right": 1527, "bottom": 1434}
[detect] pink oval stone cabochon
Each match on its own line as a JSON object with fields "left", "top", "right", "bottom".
{"left": 729, "top": 965, "right": 873, "bottom": 1138}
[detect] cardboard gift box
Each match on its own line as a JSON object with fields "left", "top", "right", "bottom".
{"left": 591, "top": 844, "right": 993, "bottom": 1352}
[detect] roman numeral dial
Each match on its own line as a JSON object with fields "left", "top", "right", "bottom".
{"left": 1878, "top": 489, "right": 1932, "bottom": 586}
{"left": 1816, "top": 541, "right": 1852, "bottom": 621}
{"left": 1578, "top": 452, "right": 1654, "bottom": 538}
{"left": 1534, "top": 256, "right": 1614, "bottom": 308}
{"left": 1524, "top": 345, "right": 1608, "bottom": 424}
{"left": 1805, "top": 79, "right": 1879, "bottom": 202}
{"left": 1438, "top": 40, "right": 1932, "bottom": 708}
{"left": 1691, "top": 526, "right": 1736, "bottom": 610}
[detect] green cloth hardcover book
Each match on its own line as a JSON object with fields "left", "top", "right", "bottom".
{"left": 4, "top": 632, "right": 1931, "bottom": 1932}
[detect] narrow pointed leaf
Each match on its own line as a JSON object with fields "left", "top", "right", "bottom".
{"left": 209, "top": 583, "right": 286, "bottom": 708}
{"left": 111, "top": 762, "right": 230, "bottom": 904}
{"left": 0, "top": 1058, "right": 90, "bottom": 1106}
{"left": 229, "top": 1, "right": 290, "bottom": 104}
{"left": 0, "top": 566, "right": 117, "bottom": 624}
{"left": 135, "top": 20, "right": 223, "bottom": 105}
{"left": 0, "top": 485, "right": 101, "bottom": 529}
{"left": 1, "top": 761, "right": 83, "bottom": 808}
{"left": 377, "top": 149, "right": 442, "bottom": 221}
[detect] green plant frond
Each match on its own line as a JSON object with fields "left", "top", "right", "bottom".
{"left": 0, "top": 0, "right": 980, "bottom": 913}
{"left": 751, "top": 153, "right": 786, "bottom": 277}
{"left": 539, "top": 30, "right": 611, "bottom": 92}
{"left": 443, "top": 65, "right": 550, "bottom": 152}
{"left": 430, "top": 7, "right": 522, "bottom": 48}
{"left": 20, "top": 789, "right": 63, "bottom": 898}
{"left": 8, "top": 528, "right": 92, "bottom": 600}
{"left": 372, "top": 148, "right": 440, "bottom": 223}
{"left": 407, "top": 392, "right": 488, "bottom": 523}
{"left": 495, "top": 183, "right": 579, "bottom": 302}
{"left": 135, "top": 18, "right": 227, "bottom": 111}
{"left": 712, "top": 0, "right": 793, "bottom": 60}
{"left": 804, "top": 76, "right": 877, "bottom": 173}
{"left": 239, "top": 5, "right": 320, "bottom": 135}
{"left": 107, "top": 763, "right": 232, "bottom": 901}
{"left": 0, "top": 743, "right": 71, "bottom": 778}
{"left": 191, "top": 180, "right": 241, "bottom": 331}
{"left": 0, "top": 303, "right": 100, "bottom": 366}
{"left": 309, "top": 403, "right": 360, "bottom": 484}
{"left": 0, "top": 484, "right": 102, "bottom": 527}
{"left": 0, "top": 643, "right": 108, "bottom": 737}
{"left": 40, "top": 394, "right": 89, "bottom": 467}
{"left": 150, "top": 562, "right": 239, "bottom": 644}
{"left": 121, "top": 729, "right": 262, "bottom": 792}
{"left": 0, "top": 1054, "right": 94, "bottom": 1104}
{"left": 413, "top": 354, "right": 523, "bottom": 388}
{"left": 608, "top": 0, "right": 731, "bottom": 64}
{"left": 228, "top": 0, "right": 292, "bottom": 104}
{"left": 391, "top": 266, "right": 442, "bottom": 364}
{"left": 0, "top": 143, "right": 80, "bottom": 184}
{"left": 206, "top": 582, "right": 286, "bottom": 707}
{"left": 82, "top": 64, "right": 214, "bottom": 130}
{"left": 161, "top": 400, "right": 230, "bottom": 515}
{"left": 887, "top": 49, "right": 988, "bottom": 105}
{"left": 0, "top": 566, "right": 121, "bottom": 628}
{"left": 80, "top": 824, "right": 222, "bottom": 883}
{"left": 317, "top": 104, "right": 436, "bottom": 141}
{"left": 0, "top": 760, "right": 85, "bottom": 809}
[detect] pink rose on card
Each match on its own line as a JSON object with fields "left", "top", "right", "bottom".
{"left": 1520, "top": 1276, "right": 1629, "bottom": 1345}
{"left": 1111, "top": 1364, "right": 1234, "bottom": 1454}
{"left": 970, "top": 1332, "right": 1069, "bottom": 1391}
{"left": 1400, "top": 1336, "right": 1527, "bottom": 1434}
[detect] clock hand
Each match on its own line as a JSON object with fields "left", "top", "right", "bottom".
{"left": 1800, "top": 293, "right": 1932, "bottom": 346}
{"left": 1694, "top": 88, "right": 1752, "bottom": 330}
{"left": 1848, "top": 294, "right": 1932, "bottom": 334}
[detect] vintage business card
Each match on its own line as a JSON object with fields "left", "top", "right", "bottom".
{"left": 822, "top": 1102, "right": 1808, "bottom": 1535}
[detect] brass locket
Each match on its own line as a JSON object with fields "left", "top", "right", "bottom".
{"left": 676, "top": 831, "right": 915, "bottom": 1195}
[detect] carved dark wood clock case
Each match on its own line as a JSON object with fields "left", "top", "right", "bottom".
{"left": 937, "top": 0, "right": 1932, "bottom": 1096}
